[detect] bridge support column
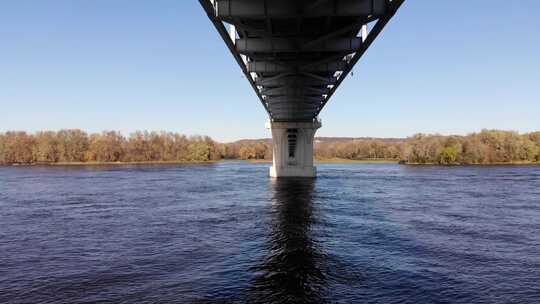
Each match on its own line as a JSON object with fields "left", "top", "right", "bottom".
{"left": 266, "top": 119, "right": 322, "bottom": 178}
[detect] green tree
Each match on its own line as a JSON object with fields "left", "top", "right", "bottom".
{"left": 438, "top": 146, "right": 459, "bottom": 164}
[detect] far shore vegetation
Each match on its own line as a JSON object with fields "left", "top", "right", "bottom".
{"left": 1, "top": 129, "right": 539, "bottom": 166}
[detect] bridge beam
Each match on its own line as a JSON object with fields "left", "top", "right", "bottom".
{"left": 236, "top": 37, "right": 363, "bottom": 54}
{"left": 266, "top": 119, "right": 322, "bottom": 178}
{"left": 261, "top": 87, "right": 328, "bottom": 96}
{"left": 256, "top": 75, "right": 334, "bottom": 87}
{"left": 248, "top": 61, "right": 347, "bottom": 73}
{"left": 266, "top": 96, "right": 322, "bottom": 103}
{"left": 217, "top": 0, "right": 387, "bottom": 18}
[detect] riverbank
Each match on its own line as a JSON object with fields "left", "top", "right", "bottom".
{"left": 246, "top": 158, "right": 398, "bottom": 164}
{"left": 403, "top": 161, "right": 540, "bottom": 166}
{"left": 3, "top": 159, "right": 539, "bottom": 167}
{"left": 316, "top": 158, "right": 398, "bottom": 164}
{"left": 7, "top": 160, "right": 218, "bottom": 166}
{"left": 30, "top": 158, "right": 398, "bottom": 166}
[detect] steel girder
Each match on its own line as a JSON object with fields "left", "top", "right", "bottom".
{"left": 247, "top": 61, "right": 347, "bottom": 73}
{"left": 200, "top": 0, "right": 405, "bottom": 122}
{"left": 256, "top": 76, "right": 334, "bottom": 87}
{"left": 236, "top": 37, "right": 363, "bottom": 53}
{"left": 261, "top": 87, "right": 328, "bottom": 96}
{"left": 217, "top": 0, "right": 388, "bottom": 18}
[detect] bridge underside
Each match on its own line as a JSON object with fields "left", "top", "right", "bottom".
{"left": 200, "top": 0, "right": 404, "bottom": 176}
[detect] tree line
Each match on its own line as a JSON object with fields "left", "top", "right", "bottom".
{"left": 315, "top": 130, "right": 540, "bottom": 164}
{"left": 0, "top": 129, "right": 539, "bottom": 165}
{"left": 402, "top": 130, "right": 540, "bottom": 164}
{"left": 0, "top": 130, "right": 221, "bottom": 164}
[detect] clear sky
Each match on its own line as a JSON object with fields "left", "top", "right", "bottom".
{"left": 1, "top": 1, "right": 539, "bottom": 142}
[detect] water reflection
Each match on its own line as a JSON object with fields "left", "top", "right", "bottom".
{"left": 247, "top": 178, "right": 328, "bottom": 303}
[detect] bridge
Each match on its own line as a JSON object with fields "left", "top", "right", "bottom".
{"left": 200, "top": 0, "right": 405, "bottom": 177}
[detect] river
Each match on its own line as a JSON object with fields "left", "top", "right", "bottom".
{"left": 1, "top": 162, "right": 539, "bottom": 303}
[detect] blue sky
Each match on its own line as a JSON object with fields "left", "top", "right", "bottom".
{"left": 0, "top": 1, "right": 538, "bottom": 142}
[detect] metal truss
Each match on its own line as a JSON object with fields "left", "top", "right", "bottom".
{"left": 200, "top": 0, "right": 405, "bottom": 122}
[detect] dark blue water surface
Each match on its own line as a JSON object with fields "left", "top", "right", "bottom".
{"left": 1, "top": 162, "right": 539, "bottom": 303}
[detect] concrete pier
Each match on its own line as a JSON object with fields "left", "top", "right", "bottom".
{"left": 266, "top": 119, "right": 322, "bottom": 178}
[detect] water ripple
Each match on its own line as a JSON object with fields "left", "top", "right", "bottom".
{"left": 1, "top": 163, "right": 539, "bottom": 303}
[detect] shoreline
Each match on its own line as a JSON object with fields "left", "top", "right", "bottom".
{"left": 403, "top": 161, "right": 540, "bottom": 166}
{"left": 316, "top": 158, "right": 398, "bottom": 164}
{"left": 7, "top": 160, "right": 219, "bottom": 167}
{"left": 3, "top": 158, "right": 539, "bottom": 167}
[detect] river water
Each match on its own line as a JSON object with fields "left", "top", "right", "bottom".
{"left": 1, "top": 162, "right": 539, "bottom": 303}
